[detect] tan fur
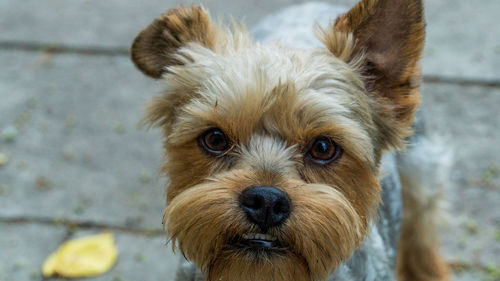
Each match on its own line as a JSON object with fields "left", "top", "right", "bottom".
{"left": 396, "top": 186, "right": 450, "bottom": 281}
{"left": 130, "top": 1, "right": 448, "bottom": 280}
{"left": 396, "top": 139, "right": 451, "bottom": 281}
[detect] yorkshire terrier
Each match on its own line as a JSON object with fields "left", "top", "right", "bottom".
{"left": 130, "top": 0, "right": 450, "bottom": 280}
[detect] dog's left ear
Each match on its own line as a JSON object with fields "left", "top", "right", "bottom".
{"left": 131, "top": 6, "right": 217, "bottom": 79}
{"left": 323, "top": 0, "right": 425, "bottom": 130}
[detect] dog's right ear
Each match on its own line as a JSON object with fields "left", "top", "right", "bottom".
{"left": 131, "top": 6, "right": 217, "bottom": 79}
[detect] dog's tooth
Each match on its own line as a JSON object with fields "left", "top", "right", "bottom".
{"left": 243, "top": 233, "right": 277, "bottom": 241}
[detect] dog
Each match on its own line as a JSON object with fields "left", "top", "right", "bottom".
{"left": 130, "top": 0, "right": 450, "bottom": 280}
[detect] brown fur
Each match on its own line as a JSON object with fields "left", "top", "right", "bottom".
{"left": 131, "top": 6, "right": 217, "bottom": 78}
{"left": 130, "top": 1, "right": 448, "bottom": 280}
{"left": 332, "top": 0, "right": 425, "bottom": 136}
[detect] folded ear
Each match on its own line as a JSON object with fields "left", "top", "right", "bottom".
{"left": 131, "top": 6, "right": 217, "bottom": 78}
{"left": 323, "top": 0, "right": 425, "bottom": 129}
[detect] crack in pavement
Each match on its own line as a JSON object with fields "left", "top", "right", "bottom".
{"left": 423, "top": 75, "right": 500, "bottom": 88}
{"left": 0, "top": 40, "right": 129, "bottom": 57}
{"left": 1, "top": 40, "right": 500, "bottom": 89}
{"left": 0, "top": 216, "right": 165, "bottom": 236}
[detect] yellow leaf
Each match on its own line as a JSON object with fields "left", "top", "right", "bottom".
{"left": 42, "top": 232, "right": 118, "bottom": 278}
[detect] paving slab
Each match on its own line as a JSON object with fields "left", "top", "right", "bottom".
{"left": 0, "top": 222, "right": 66, "bottom": 281}
{"left": 423, "top": 0, "right": 500, "bottom": 81}
{"left": 421, "top": 82, "right": 500, "bottom": 280}
{"left": 45, "top": 229, "right": 181, "bottom": 281}
{"left": 0, "top": 0, "right": 355, "bottom": 48}
{"left": 1, "top": 0, "right": 499, "bottom": 81}
{"left": 0, "top": 49, "right": 166, "bottom": 230}
{"left": 421, "top": 83, "right": 500, "bottom": 189}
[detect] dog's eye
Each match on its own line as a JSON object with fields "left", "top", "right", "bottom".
{"left": 306, "top": 137, "right": 342, "bottom": 164}
{"left": 199, "top": 128, "right": 230, "bottom": 155}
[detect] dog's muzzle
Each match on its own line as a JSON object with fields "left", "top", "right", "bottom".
{"left": 239, "top": 186, "right": 291, "bottom": 232}
{"left": 233, "top": 186, "right": 291, "bottom": 250}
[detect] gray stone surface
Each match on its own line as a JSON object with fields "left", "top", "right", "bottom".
{"left": 2, "top": 0, "right": 499, "bottom": 81}
{"left": 421, "top": 83, "right": 500, "bottom": 280}
{"left": 423, "top": 0, "right": 500, "bottom": 81}
{"left": 45, "top": 229, "right": 181, "bottom": 281}
{"left": 0, "top": 223, "right": 66, "bottom": 281}
{"left": 0, "top": 50, "right": 166, "bottom": 230}
{"left": 0, "top": 0, "right": 356, "bottom": 48}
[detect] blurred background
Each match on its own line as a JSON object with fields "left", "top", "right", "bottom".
{"left": 0, "top": 0, "right": 499, "bottom": 280}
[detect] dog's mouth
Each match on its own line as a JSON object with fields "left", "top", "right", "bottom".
{"left": 231, "top": 233, "right": 286, "bottom": 251}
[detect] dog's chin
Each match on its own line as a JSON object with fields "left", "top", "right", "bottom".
{"left": 206, "top": 240, "right": 312, "bottom": 281}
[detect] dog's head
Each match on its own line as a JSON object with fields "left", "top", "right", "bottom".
{"left": 131, "top": 1, "right": 425, "bottom": 280}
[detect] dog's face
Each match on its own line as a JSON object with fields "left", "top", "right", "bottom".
{"left": 131, "top": 1, "right": 425, "bottom": 280}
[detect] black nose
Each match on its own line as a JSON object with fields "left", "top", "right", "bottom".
{"left": 239, "top": 186, "right": 291, "bottom": 231}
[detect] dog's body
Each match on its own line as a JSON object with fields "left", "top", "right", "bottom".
{"left": 131, "top": 1, "right": 450, "bottom": 280}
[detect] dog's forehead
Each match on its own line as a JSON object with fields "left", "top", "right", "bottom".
{"left": 205, "top": 47, "right": 363, "bottom": 115}
{"left": 166, "top": 44, "right": 375, "bottom": 160}
{"left": 196, "top": 44, "right": 358, "bottom": 91}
